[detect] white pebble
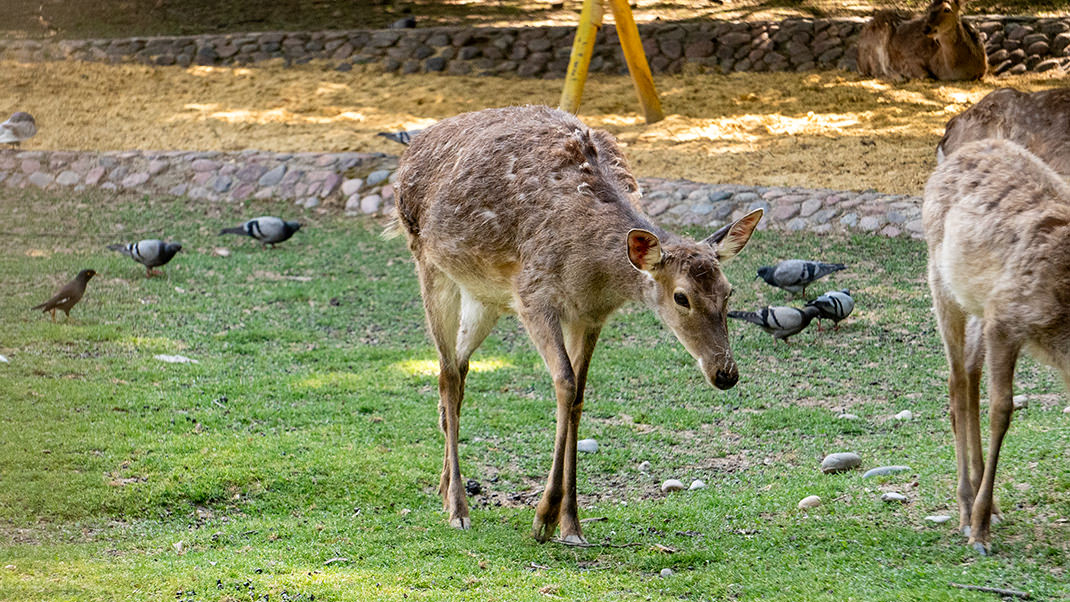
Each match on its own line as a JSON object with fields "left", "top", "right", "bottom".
{"left": 213, "top": 247, "right": 231, "bottom": 257}
{"left": 798, "top": 495, "right": 821, "bottom": 509}
{"left": 689, "top": 479, "right": 706, "bottom": 491}
{"left": 660, "top": 568, "right": 674, "bottom": 578}
{"left": 0, "top": 354, "right": 8, "bottom": 363}
{"left": 894, "top": 410, "right": 913, "bottom": 421}
{"left": 172, "top": 541, "right": 184, "bottom": 554}
{"left": 1013, "top": 395, "right": 1028, "bottom": 410}
{"left": 836, "top": 413, "right": 859, "bottom": 420}
{"left": 880, "top": 492, "right": 908, "bottom": 503}
{"left": 637, "top": 460, "right": 651, "bottom": 472}
{"left": 820, "top": 452, "right": 862, "bottom": 473}
{"left": 661, "top": 479, "right": 685, "bottom": 493}
{"left": 577, "top": 439, "right": 598, "bottom": 453}
{"left": 154, "top": 354, "right": 199, "bottom": 364}
{"left": 925, "top": 515, "right": 952, "bottom": 524}
{"left": 1063, "top": 406, "right": 1070, "bottom": 414}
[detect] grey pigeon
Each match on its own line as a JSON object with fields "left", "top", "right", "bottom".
{"left": 728, "top": 305, "right": 821, "bottom": 342}
{"left": 0, "top": 112, "right": 37, "bottom": 147}
{"left": 108, "top": 239, "right": 182, "bottom": 277}
{"left": 219, "top": 216, "right": 302, "bottom": 248}
{"left": 377, "top": 128, "right": 424, "bottom": 146}
{"left": 806, "top": 289, "right": 855, "bottom": 331}
{"left": 757, "top": 259, "right": 846, "bottom": 296}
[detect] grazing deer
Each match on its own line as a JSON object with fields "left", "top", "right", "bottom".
{"left": 937, "top": 87, "right": 1070, "bottom": 175}
{"left": 923, "top": 138, "right": 1070, "bottom": 554}
{"left": 857, "top": 0, "right": 987, "bottom": 82}
{"left": 392, "top": 105, "right": 762, "bottom": 543}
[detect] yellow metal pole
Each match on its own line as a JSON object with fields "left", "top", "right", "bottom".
{"left": 606, "top": 0, "right": 664, "bottom": 124}
{"left": 559, "top": 0, "right": 605, "bottom": 115}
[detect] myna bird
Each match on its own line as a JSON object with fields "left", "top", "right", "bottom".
{"left": 108, "top": 239, "right": 182, "bottom": 277}
{"left": 31, "top": 269, "right": 96, "bottom": 321}
{"left": 0, "top": 112, "right": 37, "bottom": 147}
{"left": 757, "top": 259, "right": 846, "bottom": 297}
{"left": 728, "top": 305, "right": 821, "bottom": 342}
{"left": 219, "top": 216, "right": 301, "bottom": 248}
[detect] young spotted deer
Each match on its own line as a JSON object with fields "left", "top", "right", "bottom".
{"left": 937, "top": 87, "right": 1070, "bottom": 175}
{"left": 392, "top": 105, "right": 762, "bottom": 543}
{"left": 924, "top": 138, "right": 1070, "bottom": 554}
{"left": 857, "top": 0, "right": 987, "bottom": 81}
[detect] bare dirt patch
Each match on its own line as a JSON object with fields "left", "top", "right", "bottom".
{"left": 4, "top": 60, "right": 1069, "bottom": 194}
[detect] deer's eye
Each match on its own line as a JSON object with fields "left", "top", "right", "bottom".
{"left": 673, "top": 292, "right": 691, "bottom": 309}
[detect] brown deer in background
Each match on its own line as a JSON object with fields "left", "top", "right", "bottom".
{"left": 923, "top": 138, "right": 1070, "bottom": 554}
{"left": 392, "top": 105, "right": 763, "bottom": 543}
{"left": 937, "top": 87, "right": 1070, "bottom": 175}
{"left": 857, "top": 0, "right": 987, "bottom": 81}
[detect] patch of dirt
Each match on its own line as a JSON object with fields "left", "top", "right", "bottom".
{"left": 3, "top": 60, "right": 1068, "bottom": 195}
{"left": 6, "top": 1, "right": 1069, "bottom": 40}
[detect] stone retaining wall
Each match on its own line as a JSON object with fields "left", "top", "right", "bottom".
{"left": 0, "top": 149, "right": 923, "bottom": 239}
{"left": 2, "top": 16, "right": 1068, "bottom": 76}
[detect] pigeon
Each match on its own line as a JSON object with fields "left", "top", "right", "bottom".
{"left": 219, "top": 216, "right": 302, "bottom": 248}
{"left": 806, "top": 289, "right": 855, "bottom": 331}
{"left": 107, "top": 239, "right": 183, "bottom": 277}
{"left": 31, "top": 269, "right": 96, "bottom": 322}
{"left": 728, "top": 305, "right": 821, "bottom": 342}
{"left": 0, "top": 112, "right": 37, "bottom": 147}
{"left": 377, "top": 128, "right": 424, "bottom": 146}
{"left": 757, "top": 259, "right": 846, "bottom": 296}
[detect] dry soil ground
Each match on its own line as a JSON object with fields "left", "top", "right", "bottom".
{"left": 2, "top": 60, "right": 1068, "bottom": 194}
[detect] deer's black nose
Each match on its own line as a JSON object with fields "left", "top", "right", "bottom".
{"left": 714, "top": 369, "right": 738, "bottom": 390}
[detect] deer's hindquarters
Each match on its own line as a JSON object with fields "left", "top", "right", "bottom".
{"left": 924, "top": 138, "right": 1070, "bottom": 552}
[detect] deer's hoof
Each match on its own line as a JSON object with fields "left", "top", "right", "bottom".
{"left": 531, "top": 518, "right": 556, "bottom": 543}
{"left": 449, "top": 516, "right": 471, "bottom": 530}
{"left": 970, "top": 540, "right": 990, "bottom": 556}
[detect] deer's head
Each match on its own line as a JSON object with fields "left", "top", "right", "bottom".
{"left": 627, "top": 209, "right": 763, "bottom": 390}
{"left": 923, "top": 0, "right": 963, "bottom": 37}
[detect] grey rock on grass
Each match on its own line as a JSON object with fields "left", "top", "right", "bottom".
{"left": 821, "top": 452, "right": 861, "bottom": 473}
{"left": 862, "top": 466, "right": 911, "bottom": 478}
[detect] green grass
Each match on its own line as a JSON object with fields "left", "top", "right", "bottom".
{"left": 0, "top": 188, "right": 1067, "bottom": 601}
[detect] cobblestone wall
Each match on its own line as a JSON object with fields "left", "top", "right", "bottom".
{"left": 0, "top": 149, "right": 924, "bottom": 238}
{"left": 2, "top": 16, "right": 1068, "bottom": 76}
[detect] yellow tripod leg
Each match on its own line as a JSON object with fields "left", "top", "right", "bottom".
{"left": 559, "top": 0, "right": 605, "bottom": 115}
{"left": 606, "top": 0, "right": 664, "bottom": 124}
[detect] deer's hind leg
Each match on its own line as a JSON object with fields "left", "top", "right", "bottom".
{"left": 415, "top": 261, "right": 471, "bottom": 529}
{"left": 930, "top": 286, "right": 976, "bottom": 535}
{"left": 437, "top": 289, "right": 500, "bottom": 505}
{"left": 969, "top": 319, "right": 1020, "bottom": 554}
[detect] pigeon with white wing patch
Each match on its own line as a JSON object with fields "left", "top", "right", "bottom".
{"left": 0, "top": 112, "right": 37, "bottom": 147}
{"left": 377, "top": 128, "right": 424, "bottom": 146}
{"left": 108, "top": 239, "right": 182, "bottom": 277}
{"left": 219, "top": 216, "right": 302, "bottom": 248}
{"left": 806, "top": 289, "right": 855, "bottom": 330}
{"left": 728, "top": 305, "right": 820, "bottom": 342}
{"left": 757, "top": 259, "right": 846, "bottom": 297}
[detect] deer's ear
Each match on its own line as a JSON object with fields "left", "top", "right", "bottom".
{"left": 627, "top": 229, "right": 662, "bottom": 272}
{"left": 706, "top": 208, "right": 762, "bottom": 263}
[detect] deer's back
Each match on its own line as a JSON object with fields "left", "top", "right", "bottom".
{"left": 924, "top": 139, "right": 1070, "bottom": 334}
{"left": 394, "top": 105, "right": 651, "bottom": 305}
{"left": 940, "top": 88, "right": 1070, "bottom": 174}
